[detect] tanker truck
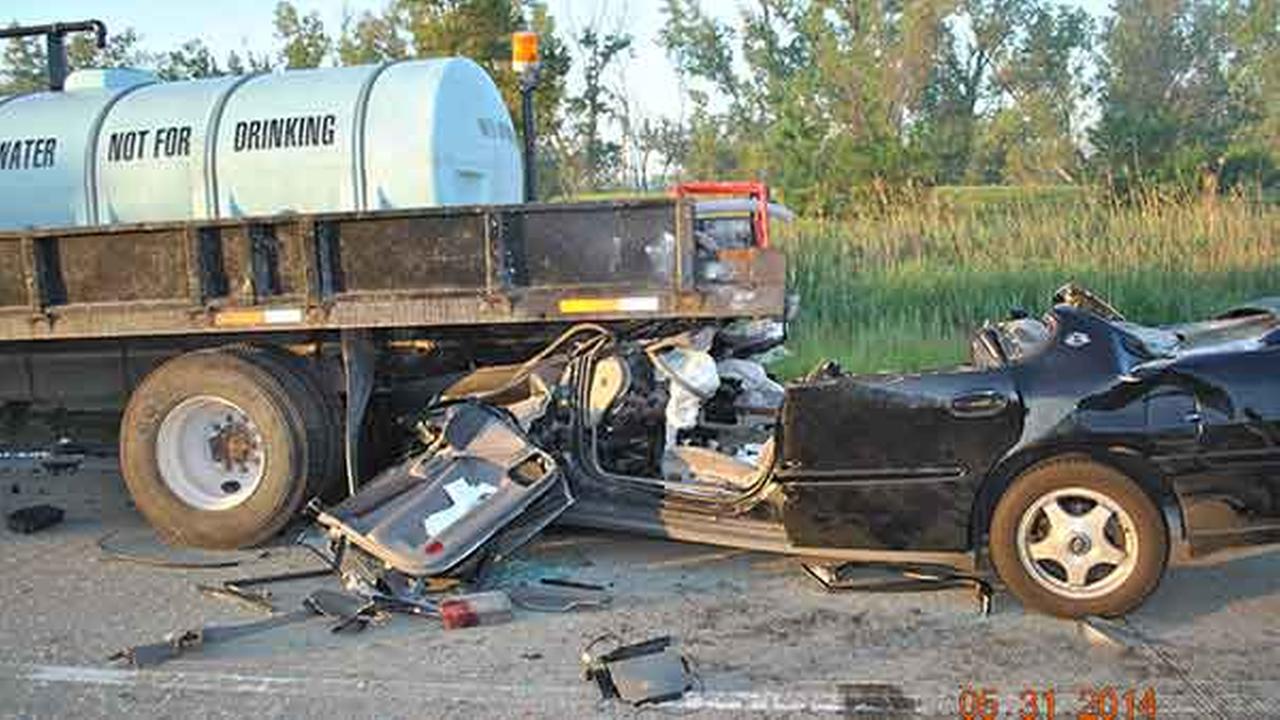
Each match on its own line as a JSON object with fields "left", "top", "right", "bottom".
{"left": 0, "top": 22, "right": 786, "bottom": 548}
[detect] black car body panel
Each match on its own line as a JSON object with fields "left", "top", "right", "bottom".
{"left": 777, "top": 368, "right": 1022, "bottom": 550}
{"left": 1138, "top": 336, "right": 1280, "bottom": 554}
{"left": 771, "top": 301, "right": 1280, "bottom": 558}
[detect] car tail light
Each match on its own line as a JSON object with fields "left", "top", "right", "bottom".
{"left": 439, "top": 591, "right": 513, "bottom": 630}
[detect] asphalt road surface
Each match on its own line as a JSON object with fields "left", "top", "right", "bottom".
{"left": 1, "top": 457, "right": 1278, "bottom": 719}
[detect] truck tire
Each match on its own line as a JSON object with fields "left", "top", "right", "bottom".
{"left": 989, "top": 456, "right": 1168, "bottom": 618}
{"left": 120, "top": 348, "right": 326, "bottom": 548}
{"left": 222, "top": 345, "right": 343, "bottom": 498}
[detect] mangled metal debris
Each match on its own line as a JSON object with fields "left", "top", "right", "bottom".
{"left": 508, "top": 579, "right": 612, "bottom": 613}
{"left": 582, "top": 635, "right": 695, "bottom": 706}
{"left": 319, "top": 287, "right": 1280, "bottom": 619}
{"left": 196, "top": 567, "right": 336, "bottom": 615}
{"left": 801, "top": 562, "right": 994, "bottom": 616}
{"left": 314, "top": 401, "right": 571, "bottom": 586}
{"left": 304, "top": 321, "right": 788, "bottom": 610}
{"left": 196, "top": 582, "right": 277, "bottom": 614}
{"left": 111, "top": 592, "right": 340, "bottom": 668}
{"left": 278, "top": 287, "right": 1280, "bottom": 624}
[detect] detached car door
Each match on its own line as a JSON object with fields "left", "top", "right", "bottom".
{"left": 777, "top": 369, "right": 1022, "bottom": 551}
{"left": 316, "top": 403, "right": 572, "bottom": 577}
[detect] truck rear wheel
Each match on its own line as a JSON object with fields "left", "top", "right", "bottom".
{"left": 220, "top": 345, "right": 343, "bottom": 499}
{"left": 120, "top": 348, "right": 328, "bottom": 548}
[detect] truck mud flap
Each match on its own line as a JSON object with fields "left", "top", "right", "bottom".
{"left": 316, "top": 402, "right": 572, "bottom": 578}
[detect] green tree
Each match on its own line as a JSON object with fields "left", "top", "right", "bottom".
{"left": 635, "top": 117, "right": 690, "bottom": 189}
{"left": 1091, "top": 0, "right": 1250, "bottom": 191}
{"left": 916, "top": 0, "right": 1030, "bottom": 182}
{"left": 275, "top": 1, "right": 331, "bottom": 69}
{"left": 660, "top": 0, "right": 960, "bottom": 211}
{"left": 0, "top": 28, "right": 45, "bottom": 94}
{"left": 156, "top": 39, "right": 225, "bottom": 80}
{"left": 337, "top": 8, "right": 410, "bottom": 64}
{"left": 659, "top": 0, "right": 742, "bottom": 108}
{"left": 395, "top": 1, "right": 570, "bottom": 195}
{"left": 560, "top": 27, "right": 632, "bottom": 191}
{"left": 660, "top": 0, "right": 1103, "bottom": 205}
{"left": 1221, "top": 0, "right": 1278, "bottom": 189}
{"left": 66, "top": 27, "right": 153, "bottom": 69}
{"left": 226, "top": 49, "right": 274, "bottom": 75}
{"left": 2, "top": 24, "right": 153, "bottom": 94}
{"left": 969, "top": 3, "right": 1093, "bottom": 183}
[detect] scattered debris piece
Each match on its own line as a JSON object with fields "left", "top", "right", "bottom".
{"left": 802, "top": 561, "right": 993, "bottom": 615}
{"left": 110, "top": 604, "right": 323, "bottom": 668}
{"left": 305, "top": 588, "right": 381, "bottom": 633}
{"left": 839, "top": 683, "right": 918, "bottom": 716}
{"left": 97, "top": 529, "right": 269, "bottom": 569}
{"left": 6, "top": 504, "right": 64, "bottom": 534}
{"left": 197, "top": 583, "right": 277, "bottom": 614}
{"left": 40, "top": 439, "right": 85, "bottom": 475}
{"left": 582, "top": 635, "right": 694, "bottom": 706}
{"left": 509, "top": 581, "right": 611, "bottom": 612}
{"left": 224, "top": 566, "right": 337, "bottom": 588}
{"left": 196, "top": 565, "right": 336, "bottom": 615}
{"left": 424, "top": 577, "right": 465, "bottom": 593}
{"left": 439, "top": 590, "right": 513, "bottom": 630}
{"left": 539, "top": 577, "right": 608, "bottom": 591}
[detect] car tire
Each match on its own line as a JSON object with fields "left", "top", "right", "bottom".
{"left": 989, "top": 456, "right": 1167, "bottom": 618}
{"left": 120, "top": 348, "right": 326, "bottom": 549}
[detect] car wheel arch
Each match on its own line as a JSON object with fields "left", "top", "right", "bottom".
{"left": 969, "top": 444, "right": 1181, "bottom": 552}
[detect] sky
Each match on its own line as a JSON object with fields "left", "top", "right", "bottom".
{"left": 5, "top": 0, "right": 1114, "bottom": 120}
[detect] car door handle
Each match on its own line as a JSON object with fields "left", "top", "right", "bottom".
{"left": 949, "top": 390, "right": 1008, "bottom": 418}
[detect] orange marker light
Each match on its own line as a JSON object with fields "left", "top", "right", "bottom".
{"left": 512, "top": 31, "right": 539, "bottom": 73}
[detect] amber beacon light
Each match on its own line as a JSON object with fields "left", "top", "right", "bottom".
{"left": 513, "top": 31, "right": 540, "bottom": 202}
{"left": 512, "top": 31, "right": 540, "bottom": 73}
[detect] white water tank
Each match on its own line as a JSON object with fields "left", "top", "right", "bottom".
{"left": 0, "top": 59, "right": 522, "bottom": 231}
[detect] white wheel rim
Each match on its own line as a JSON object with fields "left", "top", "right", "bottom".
{"left": 1016, "top": 486, "right": 1139, "bottom": 600}
{"left": 156, "top": 395, "right": 266, "bottom": 511}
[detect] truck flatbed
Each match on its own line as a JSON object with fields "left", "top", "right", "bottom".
{"left": 0, "top": 197, "right": 784, "bottom": 342}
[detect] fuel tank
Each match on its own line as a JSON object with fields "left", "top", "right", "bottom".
{"left": 0, "top": 59, "right": 521, "bottom": 231}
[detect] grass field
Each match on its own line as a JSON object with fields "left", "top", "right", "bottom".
{"left": 771, "top": 190, "right": 1280, "bottom": 377}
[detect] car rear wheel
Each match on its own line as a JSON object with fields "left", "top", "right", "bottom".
{"left": 121, "top": 348, "right": 329, "bottom": 549}
{"left": 989, "top": 456, "right": 1168, "bottom": 618}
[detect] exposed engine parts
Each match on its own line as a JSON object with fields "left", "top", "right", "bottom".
{"left": 595, "top": 348, "right": 670, "bottom": 478}
{"left": 589, "top": 325, "right": 785, "bottom": 485}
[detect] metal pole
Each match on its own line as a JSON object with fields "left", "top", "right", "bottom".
{"left": 45, "top": 33, "right": 67, "bottom": 91}
{"left": 520, "top": 78, "right": 537, "bottom": 203}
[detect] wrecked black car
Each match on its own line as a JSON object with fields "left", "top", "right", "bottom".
{"left": 318, "top": 285, "right": 1280, "bottom": 618}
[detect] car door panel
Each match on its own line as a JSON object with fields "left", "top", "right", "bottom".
{"left": 317, "top": 403, "right": 572, "bottom": 577}
{"left": 777, "top": 369, "right": 1022, "bottom": 550}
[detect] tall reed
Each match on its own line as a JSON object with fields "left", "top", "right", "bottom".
{"left": 773, "top": 191, "right": 1279, "bottom": 375}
